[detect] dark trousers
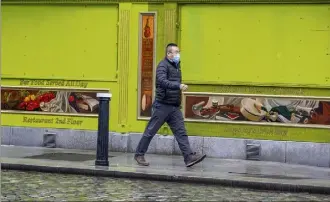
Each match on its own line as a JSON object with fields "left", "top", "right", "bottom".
{"left": 135, "top": 101, "right": 193, "bottom": 162}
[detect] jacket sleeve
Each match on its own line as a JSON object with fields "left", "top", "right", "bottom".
{"left": 156, "top": 65, "right": 181, "bottom": 90}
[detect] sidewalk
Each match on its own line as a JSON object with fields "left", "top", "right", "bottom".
{"left": 1, "top": 145, "right": 330, "bottom": 194}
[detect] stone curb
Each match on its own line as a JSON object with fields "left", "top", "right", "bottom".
{"left": 2, "top": 163, "right": 330, "bottom": 195}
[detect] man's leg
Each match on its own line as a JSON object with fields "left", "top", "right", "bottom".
{"left": 166, "top": 106, "right": 206, "bottom": 167}
{"left": 135, "top": 103, "right": 168, "bottom": 166}
{"left": 166, "top": 106, "right": 193, "bottom": 160}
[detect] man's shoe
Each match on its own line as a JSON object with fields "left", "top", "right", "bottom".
{"left": 185, "top": 153, "right": 206, "bottom": 167}
{"left": 134, "top": 155, "right": 150, "bottom": 166}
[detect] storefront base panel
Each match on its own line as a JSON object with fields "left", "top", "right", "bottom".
{"left": 2, "top": 126, "right": 330, "bottom": 168}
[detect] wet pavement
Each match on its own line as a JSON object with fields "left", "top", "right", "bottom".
{"left": 1, "top": 145, "right": 330, "bottom": 194}
{"left": 2, "top": 170, "right": 330, "bottom": 201}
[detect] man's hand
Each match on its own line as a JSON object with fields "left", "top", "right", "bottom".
{"left": 180, "top": 84, "right": 188, "bottom": 91}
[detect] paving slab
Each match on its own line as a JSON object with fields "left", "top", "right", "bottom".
{"left": 1, "top": 145, "right": 330, "bottom": 194}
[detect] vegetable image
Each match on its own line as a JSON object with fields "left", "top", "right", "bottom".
{"left": 1, "top": 88, "right": 101, "bottom": 115}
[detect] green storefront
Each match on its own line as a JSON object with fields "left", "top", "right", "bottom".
{"left": 1, "top": 0, "right": 330, "bottom": 166}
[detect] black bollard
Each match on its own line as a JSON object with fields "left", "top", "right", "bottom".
{"left": 95, "top": 93, "right": 112, "bottom": 167}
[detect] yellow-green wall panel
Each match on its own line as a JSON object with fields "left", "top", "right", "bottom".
{"left": 180, "top": 4, "right": 330, "bottom": 88}
{"left": 1, "top": 113, "right": 99, "bottom": 130}
{"left": 185, "top": 122, "right": 330, "bottom": 143}
{"left": 2, "top": 3, "right": 330, "bottom": 144}
{"left": 125, "top": 3, "right": 166, "bottom": 133}
{"left": 2, "top": 5, "right": 118, "bottom": 81}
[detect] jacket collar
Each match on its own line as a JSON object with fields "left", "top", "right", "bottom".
{"left": 165, "top": 57, "right": 180, "bottom": 68}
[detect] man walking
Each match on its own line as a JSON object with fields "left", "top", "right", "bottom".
{"left": 135, "top": 43, "right": 206, "bottom": 167}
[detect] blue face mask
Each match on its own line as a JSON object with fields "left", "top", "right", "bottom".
{"left": 173, "top": 53, "right": 180, "bottom": 64}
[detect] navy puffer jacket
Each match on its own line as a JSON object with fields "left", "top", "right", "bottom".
{"left": 155, "top": 58, "right": 182, "bottom": 106}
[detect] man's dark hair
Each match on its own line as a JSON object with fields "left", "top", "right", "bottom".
{"left": 166, "top": 43, "right": 178, "bottom": 55}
